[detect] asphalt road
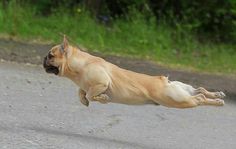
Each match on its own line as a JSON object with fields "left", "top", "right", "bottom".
{"left": 0, "top": 61, "right": 235, "bottom": 149}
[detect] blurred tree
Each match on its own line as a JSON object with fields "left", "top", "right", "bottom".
{"left": 84, "top": 0, "right": 103, "bottom": 16}
{"left": 2, "top": 0, "right": 235, "bottom": 42}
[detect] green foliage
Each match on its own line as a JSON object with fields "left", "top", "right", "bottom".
{"left": 3, "top": 0, "right": 235, "bottom": 42}
{"left": 0, "top": 0, "right": 35, "bottom": 36}
{"left": 0, "top": 0, "right": 235, "bottom": 74}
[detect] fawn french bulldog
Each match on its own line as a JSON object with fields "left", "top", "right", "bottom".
{"left": 43, "top": 36, "right": 225, "bottom": 108}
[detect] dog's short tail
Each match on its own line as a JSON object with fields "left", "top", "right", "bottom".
{"left": 157, "top": 75, "right": 170, "bottom": 84}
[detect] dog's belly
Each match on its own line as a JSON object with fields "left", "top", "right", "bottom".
{"left": 106, "top": 87, "right": 153, "bottom": 105}
{"left": 105, "top": 71, "right": 164, "bottom": 105}
{"left": 110, "top": 95, "right": 153, "bottom": 105}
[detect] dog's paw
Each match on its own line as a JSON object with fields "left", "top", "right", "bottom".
{"left": 215, "top": 99, "right": 225, "bottom": 106}
{"left": 80, "top": 98, "right": 89, "bottom": 107}
{"left": 93, "top": 94, "right": 110, "bottom": 104}
{"left": 215, "top": 91, "right": 226, "bottom": 99}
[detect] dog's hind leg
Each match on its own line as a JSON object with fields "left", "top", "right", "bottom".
{"left": 162, "top": 81, "right": 224, "bottom": 108}
{"left": 192, "top": 94, "right": 224, "bottom": 106}
{"left": 167, "top": 81, "right": 226, "bottom": 100}
{"left": 168, "top": 94, "right": 225, "bottom": 108}
{"left": 86, "top": 84, "right": 111, "bottom": 104}
{"left": 195, "top": 87, "right": 225, "bottom": 99}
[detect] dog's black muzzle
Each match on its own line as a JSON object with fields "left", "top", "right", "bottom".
{"left": 43, "top": 56, "right": 59, "bottom": 75}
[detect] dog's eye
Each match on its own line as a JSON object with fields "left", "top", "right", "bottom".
{"left": 48, "top": 53, "right": 54, "bottom": 59}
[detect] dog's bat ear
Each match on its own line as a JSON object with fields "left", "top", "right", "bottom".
{"left": 63, "top": 35, "right": 69, "bottom": 50}
{"left": 60, "top": 35, "right": 69, "bottom": 54}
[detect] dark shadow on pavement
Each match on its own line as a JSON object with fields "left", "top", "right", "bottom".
{"left": 0, "top": 124, "right": 163, "bottom": 149}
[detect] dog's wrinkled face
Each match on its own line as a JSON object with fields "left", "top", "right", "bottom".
{"left": 43, "top": 36, "right": 69, "bottom": 75}
{"left": 43, "top": 46, "right": 62, "bottom": 75}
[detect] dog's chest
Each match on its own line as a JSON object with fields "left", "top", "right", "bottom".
{"left": 68, "top": 74, "right": 89, "bottom": 91}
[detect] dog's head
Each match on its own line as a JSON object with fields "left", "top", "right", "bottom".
{"left": 43, "top": 36, "right": 71, "bottom": 76}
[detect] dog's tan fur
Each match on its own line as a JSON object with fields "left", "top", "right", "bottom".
{"left": 44, "top": 37, "right": 225, "bottom": 108}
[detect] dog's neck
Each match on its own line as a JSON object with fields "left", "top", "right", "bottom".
{"left": 61, "top": 47, "right": 92, "bottom": 80}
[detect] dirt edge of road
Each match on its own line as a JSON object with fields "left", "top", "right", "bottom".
{"left": 0, "top": 38, "right": 235, "bottom": 99}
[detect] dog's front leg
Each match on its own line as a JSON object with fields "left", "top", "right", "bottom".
{"left": 78, "top": 89, "right": 89, "bottom": 107}
{"left": 86, "top": 84, "right": 110, "bottom": 104}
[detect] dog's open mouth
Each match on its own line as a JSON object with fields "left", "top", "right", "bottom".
{"left": 45, "top": 65, "right": 59, "bottom": 75}
{"left": 43, "top": 57, "right": 59, "bottom": 75}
